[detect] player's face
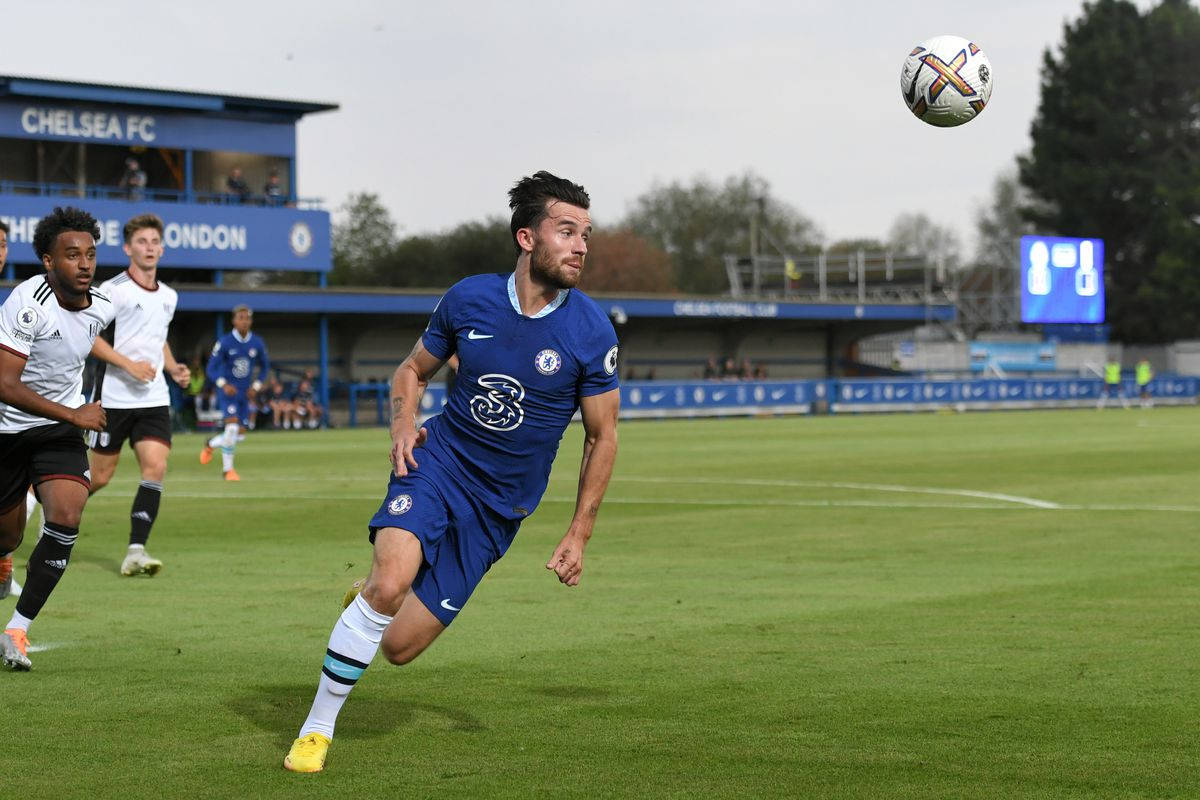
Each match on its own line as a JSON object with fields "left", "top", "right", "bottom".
{"left": 528, "top": 201, "right": 590, "bottom": 290}
{"left": 232, "top": 310, "right": 252, "bottom": 335}
{"left": 124, "top": 227, "right": 163, "bottom": 271}
{"left": 43, "top": 230, "right": 97, "bottom": 298}
{"left": 0, "top": 229, "right": 7, "bottom": 270}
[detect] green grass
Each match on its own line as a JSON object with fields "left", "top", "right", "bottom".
{"left": 4, "top": 407, "right": 1199, "bottom": 799}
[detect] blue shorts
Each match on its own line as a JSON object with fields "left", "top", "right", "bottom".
{"left": 368, "top": 449, "right": 519, "bottom": 626}
{"left": 222, "top": 394, "right": 251, "bottom": 427}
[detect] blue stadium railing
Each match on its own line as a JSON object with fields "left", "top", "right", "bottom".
{"left": 0, "top": 179, "right": 324, "bottom": 209}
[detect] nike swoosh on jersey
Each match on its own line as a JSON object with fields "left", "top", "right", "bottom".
{"left": 440, "top": 598, "right": 461, "bottom": 611}
{"left": 467, "top": 330, "right": 493, "bottom": 340}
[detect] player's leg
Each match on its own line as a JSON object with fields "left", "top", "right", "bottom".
{"left": 378, "top": 588, "right": 446, "bottom": 665}
{"left": 0, "top": 497, "right": 30, "bottom": 669}
{"left": 286, "top": 527, "right": 426, "bottom": 773}
{"left": 1, "top": 439, "right": 33, "bottom": 668}
{"left": 122, "top": 435, "right": 171, "bottom": 576}
{"left": 87, "top": 450, "right": 121, "bottom": 493}
{"left": 0, "top": 495, "right": 27, "bottom": 602}
{"left": 5, "top": 477, "right": 88, "bottom": 669}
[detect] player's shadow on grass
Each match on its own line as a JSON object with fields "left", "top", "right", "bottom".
{"left": 70, "top": 550, "right": 123, "bottom": 576}
{"left": 228, "top": 684, "right": 484, "bottom": 743}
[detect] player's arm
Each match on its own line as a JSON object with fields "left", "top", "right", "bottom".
{"left": 252, "top": 339, "right": 271, "bottom": 393}
{"left": 389, "top": 338, "right": 445, "bottom": 477}
{"left": 546, "top": 388, "right": 620, "bottom": 587}
{"left": 0, "top": 348, "right": 105, "bottom": 431}
{"left": 90, "top": 336, "right": 156, "bottom": 382}
{"left": 162, "top": 342, "right": 190, "bottom": 387}
{"left": 207, "top": 341, "right": 235, "bottom": 396}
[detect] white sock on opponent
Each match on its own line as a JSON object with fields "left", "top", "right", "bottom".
{"left": 298, "top": 593, "right": 392, "bottom": 740}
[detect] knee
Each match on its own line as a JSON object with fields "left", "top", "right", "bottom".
{"left": 89, "top": 472, "right": 112, "bottom": 492}
{"left": 0, "top": 529, "right": 22, "bottom": 553}
{"left": 46, "top": 510, "right": 82, "bottom": 528}
{"left": 361, "top": 578, "right": 409, "bottom": 617}
{"left": 142, "top": 464, "right": 167, "bottom": 484}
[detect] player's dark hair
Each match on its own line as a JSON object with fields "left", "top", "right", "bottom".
{"left": 123, "top": 213, "right": 164, "bottom": 243}
{"left": 0, "top": 219, "right": 9, "bottom": 235}
{"left": 33, "top": 206, "right": 101, "bottom": 261}
{"left": 508, "top": 171, "right": 590, "bottom": 255}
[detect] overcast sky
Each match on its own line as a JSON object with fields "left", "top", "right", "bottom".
{"left": 1, "top": 0, "right": 1148, "bottom": 255}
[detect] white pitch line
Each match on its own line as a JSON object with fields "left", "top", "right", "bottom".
{"left": 27, "top": 641, "right": 68, "bottom": 653}
{"left": 608, "top": 475, "right": 1063, "bottom": 509}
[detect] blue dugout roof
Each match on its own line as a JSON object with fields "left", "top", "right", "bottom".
{"left": 0, "top": 75, "right": 337, "bottom": 119}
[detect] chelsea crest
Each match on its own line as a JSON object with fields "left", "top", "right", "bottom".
{"left": 534, "top": 349, "right": 562, "bottom": 376}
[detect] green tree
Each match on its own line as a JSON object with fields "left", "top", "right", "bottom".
{"left": 623, "top": 172, "right": 822, "bottom": 294}
{"left": 330, "top": 192, "right": 399, "bottom": 286}
{"left": 1019, "top": 0, "right": 1200, "bottom": 341}
{"left": 974, "top": 168, "right": 1032, "bottom": 271}
{"left": 887, "top": 212, "right": 962, "bottom": 270}
{"left": 371, "top": 219, "right": 512, "bottom": 289}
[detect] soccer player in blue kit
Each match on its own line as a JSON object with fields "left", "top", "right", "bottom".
{"left": 200, "top": 305, "right": 269, "bottom": 481}
{"left": 285, "top": 171, "right": 621, "bottom": 772}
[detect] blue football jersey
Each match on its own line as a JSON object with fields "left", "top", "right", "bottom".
{"left": 420, "top": 273, "right": 619, "bottom": 520}
{"left": 207, "top": 331, "right": 270, "bottom": 393}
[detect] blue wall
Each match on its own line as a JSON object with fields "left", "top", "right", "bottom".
{"left": 0, "top": 196, "right": 330, "bottom": 271}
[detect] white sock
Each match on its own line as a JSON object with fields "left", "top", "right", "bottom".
{"left": 207, "top": 433, "right": 222, "bottom": 448}
{"left": 299, "top": 593, "right": 392, "bottom": 740}
{"left": 221, "top": 423, "right": 238, "bottom": 472}
{"left": 5, "top": 609, "right": 33, "bottom": 632}
{"left": 25, "top": 490, "right": 36, "bottom": 520}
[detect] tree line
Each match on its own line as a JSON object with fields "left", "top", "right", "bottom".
{"left": 329, "top": 175, "right": 961, "bottom": 297}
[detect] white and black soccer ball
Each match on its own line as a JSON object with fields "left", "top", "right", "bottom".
{"left": 900, "top": 35, "right": 992, "bottom": 127}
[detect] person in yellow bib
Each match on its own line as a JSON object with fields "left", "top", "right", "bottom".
{"left": 1097, "top": 359, "right": 1129, "bottom": 409}
{"left": 1135, "top": 358, "right": 1153, "bottom": 408}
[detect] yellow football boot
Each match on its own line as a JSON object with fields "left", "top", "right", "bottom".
{"left": 284, "top": 732, "right": 330, "bottom": 773}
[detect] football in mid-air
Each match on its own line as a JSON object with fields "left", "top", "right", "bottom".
{"left": 900, "top": 35, "right": 992, "bottom": 127}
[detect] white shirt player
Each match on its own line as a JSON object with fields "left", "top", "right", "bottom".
{"left": 97, "top": 270, "right": 178, "bottom": 409}
{"left": 0, "top": 274, "right": 115, "bottom": 432}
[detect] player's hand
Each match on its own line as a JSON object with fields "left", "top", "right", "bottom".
{"left": 389, "top": 425, "right": 427, "bottom": 477}
{"left": 222, "top": 383, "right": 237, "bottom": 396}
{"left": 71, "top": 402, "right": 106, "bottom": 432}
{"left": 127, "top": 360, "right": 157, "bottom": 382}
{"left": 546, "top": 532, "right": 586, "bottom": 587}
{"left": 171, "top": 364, "right": 191, "bottom": 387}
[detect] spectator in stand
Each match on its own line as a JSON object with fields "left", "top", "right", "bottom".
{"left": 720, "top": 357, "right": 738, "bottom": 381}
{"left": 738, "top": 358, "right": 753, "bottom": 380}
{"left": 263, "top": 378, "right": 292, "bottom": 429}
{"left": 290, "top": 374, "right": 323, "bottom": 429}
{"left": 753, "top": 363, "right": 768, "bottom": 380}
{"left": 119, "top": 158, "right": 147, "bottom": 202}
{"left": 226, "top": 167, "right": 252, "bottom": 204}
{"left": 264, "top": 170, "right": 285, "bottom": 207}
{"left": 702, "top": 357, "right": 718, "bottom": 380}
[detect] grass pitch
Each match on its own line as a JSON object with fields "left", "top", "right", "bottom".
{"left": 3, "top": 407, "right": 1199, "bottom": 799}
